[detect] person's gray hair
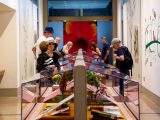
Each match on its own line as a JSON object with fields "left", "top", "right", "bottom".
{"left": 110, "top": 38, "right": 121, "bottom": 47}
{"left": 67, "top": 41, "right": 73, "bottom": 46}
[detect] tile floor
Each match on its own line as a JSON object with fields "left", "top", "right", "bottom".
{"left": 0, "top": 91, "right": 160, "bottom": 120}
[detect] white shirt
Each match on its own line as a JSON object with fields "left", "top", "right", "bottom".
{"left": 34, "top": 36, "right": 46, "bottom": 58}
{"left": 34, "top": 36, "right": 54, "bottom": 58}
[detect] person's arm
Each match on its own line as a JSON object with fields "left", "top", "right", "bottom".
{"left": 62, "top": 45, "right": 68, "bottom": 55}
{"left": 115, "top": 48, "right": 125, "bottom": 61}
{"left": 104, "top": 50, "right": 109, "bottom": 60}
{"left": 36, "top": 56, "right": 44, "bottom": 72}
{"left": 68, "top": 46, "right": 72, "bottom": 50}
{"left": 32, "top": 41, "right": 37, "bottom": 56}
{"left": 95, "top": 48, "right": 101, "bottom": 56}
{"left": 55, "top": 50, "right": 61, "bottom": 55}
{"left": 32, "top": 47, "right": 36, "bottom": 56}
{"left": 32, "top": 37, "right": 41, "bottom": 56}
{"left": 104, "top": 44, "right": 109, "bottom": 60}
{"left": 116, "top": 55, "right": 124, "bottom": 61}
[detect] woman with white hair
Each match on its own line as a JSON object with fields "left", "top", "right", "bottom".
{"left": 61, "top": 41, "right": 73, "bottom": 55}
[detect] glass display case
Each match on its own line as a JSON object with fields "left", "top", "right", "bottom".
{"left": 87, "top": 59, "right": 140, "bottom": 120}
{"left": 21, "top": 49, "right": 140, "bottom": 120}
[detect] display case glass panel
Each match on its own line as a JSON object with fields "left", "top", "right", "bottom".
{"left": 21, "top": 51, "right": 140, "bottom": 120}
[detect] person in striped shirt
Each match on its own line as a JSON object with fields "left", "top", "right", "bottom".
{"left": 36, "top": 41, "right": 55, "bottom": 72}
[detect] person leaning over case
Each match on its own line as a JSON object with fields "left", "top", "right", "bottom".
{"left": 47, "top": 39, "right": 60, "bottom": 71}
{"left": 111, "top": 38, "right": 128, "bottom": 96}
{"left": 61, "top": 41, "right": 73, "bottom": 57}
{"left": 111, "top": 38, "right": 130, "bottom": 76}
{"left": 91, "top": 42, "right": 101, "bottom": 56}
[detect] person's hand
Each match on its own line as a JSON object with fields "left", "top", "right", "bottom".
{"left": 32, "top": 47, "right": 36, "bottom": 56}
{"left": 92, "top": 51, "right": 96, "bottom": 55}
{"left": 114, "top": 54, "right": 117, "bottom": 59}
{"left": 104, "top": 56, "right": 108, "bottom": 61}
{"left": 113, "top": 60, "right": 116, "bottom": 66}
{"left": 55, "top": 37, "right": 60, "bottom": 44}
{"left": 55, "top": 50, "right": 61, "bottom": 55}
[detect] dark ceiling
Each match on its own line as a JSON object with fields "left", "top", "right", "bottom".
{"left": 48, "top": 0, "right": 112, "bottom": 16}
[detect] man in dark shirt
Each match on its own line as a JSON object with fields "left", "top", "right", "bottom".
{"left": 101, "top": 37, "right": 110, "bottom": 64}
{"left": 111, "top": 38, "right": 129, "bottom": 75}
{"left": 111, "top": 38, "right": 129, "bottom": 96}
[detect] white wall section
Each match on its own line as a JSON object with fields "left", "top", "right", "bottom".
{"left": 0, "top": 0, "right": 17, "bottom": 88}
{"left": 123, "top": 0, "right": 141, "bottom": 82}
{"left": 141, "top": 0, "right": 160, "bottom": 97}
{"left": 19, "top": 0, "right": 38, "bottom": 83}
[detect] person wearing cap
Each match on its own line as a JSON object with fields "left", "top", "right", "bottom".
{"left": 55, "top": 37, "right": 61, "bottom": 44}
{"left": 101, "top": 36, "right": 110, "bottom": 64}
{"left": 32, "top": 26, "right": 54, "bottom": 58}
{"left": 47, "top": 38, "right": 55, "bottom": 58}
{"left": 47, "top": 39, "right": 61, "bottom": 70}
{"left": 111, "top": 38, "right": 130, "bottom": 75}
{"left": 111, "top": 38, "right": 131, "bottom": 96}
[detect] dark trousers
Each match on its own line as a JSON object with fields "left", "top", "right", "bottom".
{"left": 119, "top": 69, "right": 129, "bottom": 96}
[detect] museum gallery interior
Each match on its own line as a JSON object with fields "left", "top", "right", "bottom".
{"left": 0, "top": 0, "right": 160, "bottom": 120}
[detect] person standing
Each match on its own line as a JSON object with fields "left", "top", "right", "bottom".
{"left": 61, "top": 41, "right": 73, "bottom": 56}
{"left": 111, "top": 38, "right": 133, "bottom": 96}
{"left": 111, "top": 38, "right": 131, "bottom": 75}
{"left": 59, "top": 41, "right": 73, "bottom": 60}
{"left": 91, "top": 42, "right": 101, "bottom": 61}
{"left": 91, "top": 42, "right": 101, "bottom": 56}
{"left": 36, "top": 41, "right": 54, "bottom": 73}
{"left": 101, "top": 36, "right": 110, "bottom": 64}
{"left": 47, "top": 39, "right": 60, "bottom": 70}
{"left": 55, "top": 37, "right": 61, "bottom": 44}
{"left": 32, "top": 26, "right": 54, "bottom": 58}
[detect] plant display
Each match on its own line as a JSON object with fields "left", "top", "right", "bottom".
{"left": 95, "top": 86, "right": 107, "bottom": 98}
{"left": 87, "top": 71, "right": 102, "bottom": 87}
{"left": 63, "top": 70, "right": 73, "bottom": 82}
{"left": 52, "top": 74, "right": 62, "bottom": 84}
{"left": 51, "top": 70, "right": 73, "bottom": 84}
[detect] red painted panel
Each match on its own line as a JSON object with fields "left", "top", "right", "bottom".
{"left": 64, "top": 21, "right": 97, "bottom": 53}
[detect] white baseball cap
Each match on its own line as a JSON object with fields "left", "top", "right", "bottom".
{"left": 47, "top": 37, "right": 55, "bottom": 43}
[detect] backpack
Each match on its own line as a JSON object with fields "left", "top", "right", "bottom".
{"left": 121, "top": 46, "right": 133, "bottom": 70}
